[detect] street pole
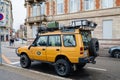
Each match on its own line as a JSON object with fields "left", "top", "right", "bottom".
{"left": 0, "top": 28, "right": 2, "bottom": 65}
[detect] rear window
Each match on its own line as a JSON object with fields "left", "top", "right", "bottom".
{"left": 63, "top": 35, "right": 76, "bottom": 47}
{"left": 80, "top": 30, "right": 91, "bottom": 46}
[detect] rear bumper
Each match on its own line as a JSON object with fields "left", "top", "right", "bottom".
{"left": 79, "top": 56, "right": 96, "bottom": 64}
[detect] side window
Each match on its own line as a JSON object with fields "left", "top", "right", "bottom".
{"left": 63, "top": 35, "right": 76, "bottom": 47}
{"left": 48, "top": 35, "right": 61, "bottom": 46}
{"left": 36, "top": 36, "right": 47, "bottom": 46}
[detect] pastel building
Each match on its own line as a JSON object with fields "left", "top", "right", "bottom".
{"left": 25, "top": 0, "right": 120, "bottom": 48}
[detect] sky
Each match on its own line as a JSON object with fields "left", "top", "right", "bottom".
{"left": 11, "top": 0, "right": 26, "bottom": 31}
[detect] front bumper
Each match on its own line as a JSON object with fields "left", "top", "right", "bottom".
{"left": 79, "top": 56, "right": 96, "bottom": 64}
{"left": 15, "top": 48, "right": 20, "bottom": 57}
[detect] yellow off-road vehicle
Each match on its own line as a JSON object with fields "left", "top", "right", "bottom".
{"left": 16, "top": 20, "right": 99, "bottom": 76}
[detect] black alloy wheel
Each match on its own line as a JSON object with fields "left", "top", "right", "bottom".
{"left": 20, "top": 54, "right": 31, "bottom": 68}
{"left": 55, "top": 59, "right": 71, "bottom": 77}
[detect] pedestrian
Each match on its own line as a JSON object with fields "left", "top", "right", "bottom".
{"left": 11, "top": 38, "right": 15, "bottom": 46}
{"left": 9, "top": 38, "right": 12, "bottom": 46}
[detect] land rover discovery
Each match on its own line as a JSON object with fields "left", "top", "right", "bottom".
{"left": 16, "top": 20, "right": 99, "bottom": 76}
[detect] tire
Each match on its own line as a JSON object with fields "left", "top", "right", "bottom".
{"left": 112, "top": 50, "right": 120, "bottom": 58}
{"left": 54, "top": 59, "right": 72, "bottom": 77}
{"left": 20, "top": 54, "right": 31, "bottom": 68}
{"left": 77, "top": 63, "right": 86, "bottom": 70}
{"left": 89, "top": 38, "right": 99, "bottom": 57}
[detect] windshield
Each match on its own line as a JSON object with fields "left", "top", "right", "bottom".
{"left": 80, "top": 30, "right": 91, "bottom": 47}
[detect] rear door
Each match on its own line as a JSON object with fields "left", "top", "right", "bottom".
{"left": 61, "top": 34, "right": 80, "bottom": 63}
{"left": 46, "top": 35, "right": 61, "bottom": 62}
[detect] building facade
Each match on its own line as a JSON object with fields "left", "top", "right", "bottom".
{"left": 0, "top": 0, "right": 13, "bottom": 41}
{"left": 25, "top": 0, "right": 120, "bottom": 48}
{"left": 16, "top": 25, "right": 27, "bottom": 39}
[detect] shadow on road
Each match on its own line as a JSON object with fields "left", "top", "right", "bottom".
{"left": 28, "top": 62, "right": 95, "bottom": 80}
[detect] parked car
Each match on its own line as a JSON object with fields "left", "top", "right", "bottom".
{"left": 15, "top": 38, "right": 19, "bottom": 41}
{"left": 16, "top": 20, "right": 99, "bottom": 76}
{"left": 108, "top": 46, "right": 120, "bottom": 58}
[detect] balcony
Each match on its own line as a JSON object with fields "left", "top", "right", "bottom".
{"left": 25, "top": 15, "right": 47, "bottom": 24}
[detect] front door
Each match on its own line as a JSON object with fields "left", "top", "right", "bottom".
{"left": 30, "top": 36, "right": 48, "bottom": 61}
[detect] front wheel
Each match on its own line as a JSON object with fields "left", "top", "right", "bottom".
{"left": 54, "top": 59, "right": 72, "bottom": 77}
{"left": 112, "top": 50, "right": 120, "bottom": 58}
{"left": 20, "top": 54, "right": 31, "bottom": 68}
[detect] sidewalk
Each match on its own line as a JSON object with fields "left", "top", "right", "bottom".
{"left": 0, "top": 64, "right": 66, "bottom": 80}
{"left": 2, "top": 41, "right": 28, "bottom": 49}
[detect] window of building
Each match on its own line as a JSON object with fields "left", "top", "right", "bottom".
{"left": 56, "top": 0, "right": 64, "bottom": 14}
{"left": 63, "top": 35, "right": 76, "bottom": 47}
{"left": 40, "top": 2, "right": 45, "bottom": 15}
{"left": 36, "top": 36, "right": 48, "bottom": 46}
{"left": 48, "top": 35, "right": 61, "bottom": 46}
{"left": 103, "top": 20, "right": 113, "bottom": 39}
{"left": 84, "top": 0, "right": 94, "bottom": 11}
{"left": 69, "top": 0, "right": 80, "bottom": 13}
{"left": 32, "top": 4, "right": 37, "bottom": 17}
{"left": 101, "top": 0, "right": 114, "bottom": 9}
{"left": 32, "top": 26, "right": 37, "bottom": 38}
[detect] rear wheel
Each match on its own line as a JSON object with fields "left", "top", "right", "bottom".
{"left": 20, "top": 54, "right": 31, "bottom": 68}
{"left": 54, "top": 59, "right": 72, "bottom": 76}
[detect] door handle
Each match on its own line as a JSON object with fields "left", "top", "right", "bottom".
{"left": 56, "top": 49, "right": 60, "bottom": 51}
{"left": 42, "top": 49, "right": 45, "bottom": 51}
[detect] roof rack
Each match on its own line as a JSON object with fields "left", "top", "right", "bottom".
{"left": 37, "top": 20, "right": 97, "bottom": 33}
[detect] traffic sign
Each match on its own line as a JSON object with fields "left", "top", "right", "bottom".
{"left": 0, "top": 13, "right": 4, "bottom": 21}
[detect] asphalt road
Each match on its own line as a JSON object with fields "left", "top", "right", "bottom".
{"left": 1, "top": 42, "right": 120, "bottom": 80}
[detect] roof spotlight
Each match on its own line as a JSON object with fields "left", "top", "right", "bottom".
{"left": 90, "top": 22, "right": 97, "bottom": 28}
{"left": 82, "top": 20, "right": 89, "bottom": 26}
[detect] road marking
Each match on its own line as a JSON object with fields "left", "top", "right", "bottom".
{"left": 87, "top": 67, "right": 107, "bottom": 71}
{"left": 8, "top": 57, "right": 20, "bottom": 60}
{"left": 11, "top": 61, "right": 20, "bottom": 65}
{"left": 2, "top": 54, "right": 11, "bottom": 64}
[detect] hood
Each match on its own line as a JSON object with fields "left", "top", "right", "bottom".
{"left": 110, "top": 46, "right": 120, "bottom": 49}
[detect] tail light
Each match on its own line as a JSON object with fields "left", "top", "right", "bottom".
{"left": 80, "top": 47, "right": 84, "bottom": 54}
{"left": 80, "top": 52, "right": 83, "bottom": 54}
{"left": 80, "top": 47, "right": 84, "bottom": 51}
